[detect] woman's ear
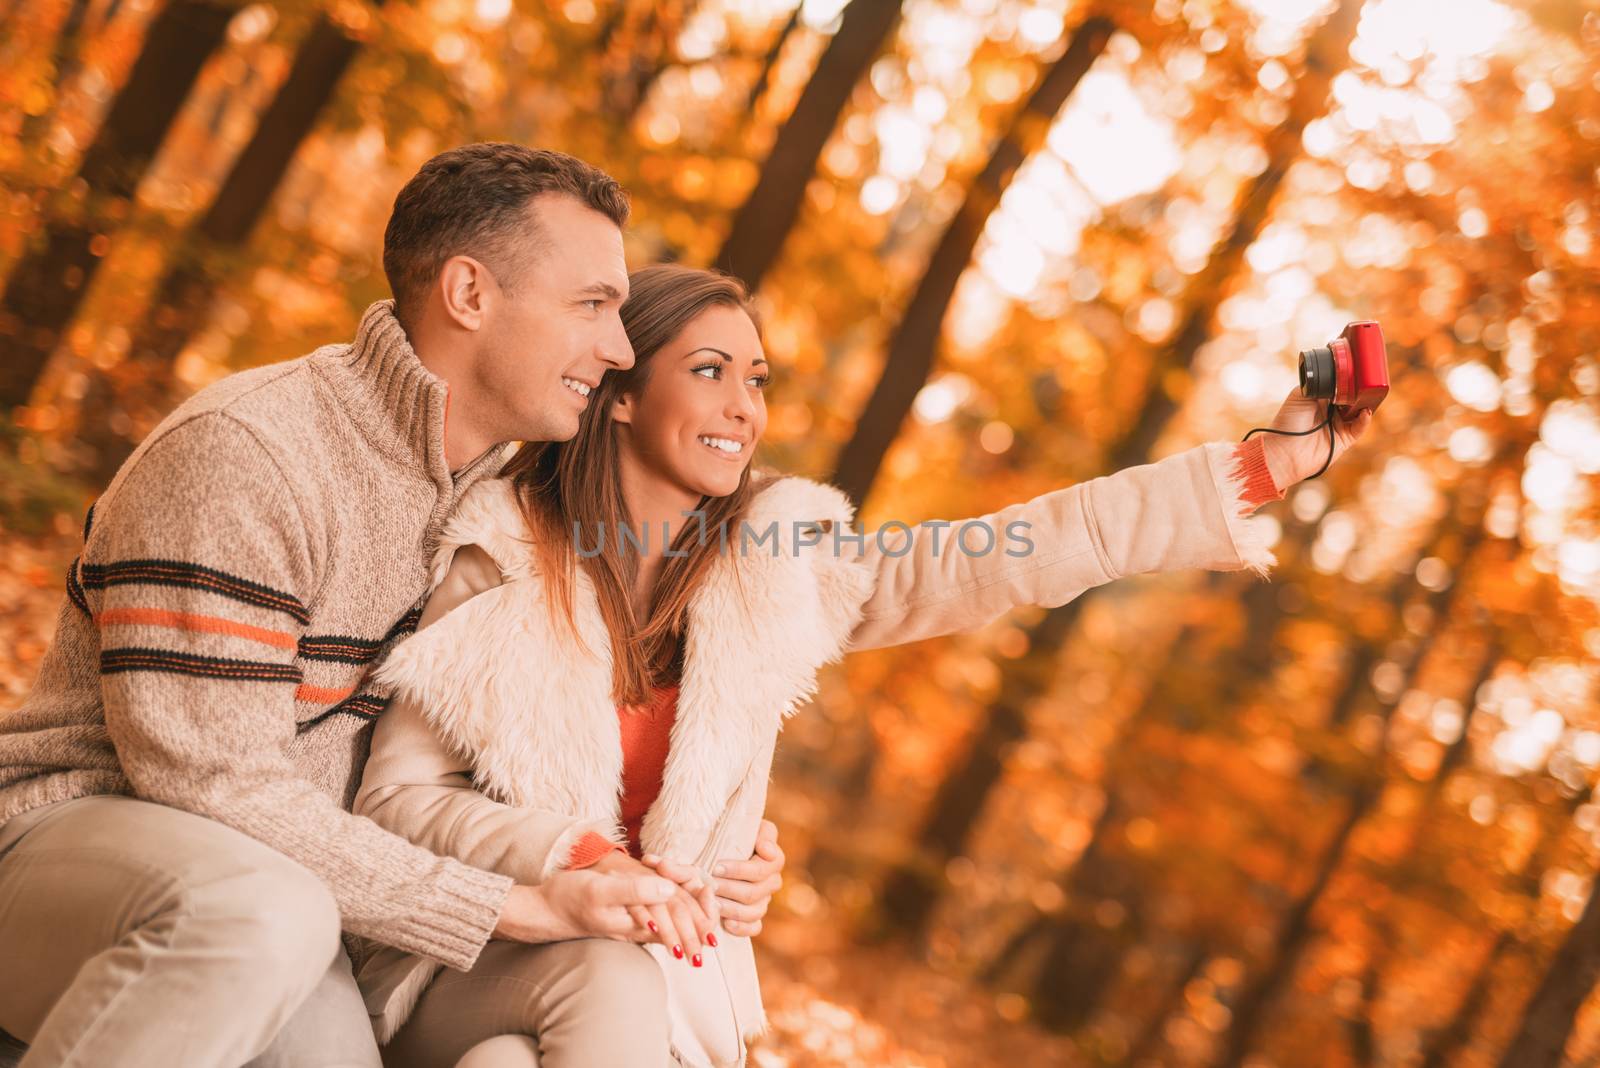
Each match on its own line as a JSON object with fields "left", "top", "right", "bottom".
{"left": 610, "top": 391, "right": 636, "bottom": 425}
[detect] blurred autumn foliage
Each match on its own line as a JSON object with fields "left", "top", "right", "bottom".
{"left": 3, "top": 0, "right": 1600, "bottom": 1064}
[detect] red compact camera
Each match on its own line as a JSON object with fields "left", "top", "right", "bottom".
{"left": 1297, "top": 321, "right": 1388, "bottom": 414}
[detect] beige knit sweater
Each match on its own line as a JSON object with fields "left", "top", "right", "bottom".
{"left": 0, "top": 301, "right": 513, "bottom": 971}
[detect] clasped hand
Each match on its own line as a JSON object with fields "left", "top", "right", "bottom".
{"left": 503, "top": 820, "right": 785, "bottom": 964}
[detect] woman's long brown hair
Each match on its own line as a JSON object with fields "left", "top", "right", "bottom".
{"left": 499, "top": 264, "right": 761, "bottom": 705}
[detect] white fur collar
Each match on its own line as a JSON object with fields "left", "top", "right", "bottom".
{"left": 377, "top": 475, "right": 873, "bottom": 863}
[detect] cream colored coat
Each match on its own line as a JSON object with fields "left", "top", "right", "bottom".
{"left": 353, "top": 441, "right": 1273, "bottom": 1067}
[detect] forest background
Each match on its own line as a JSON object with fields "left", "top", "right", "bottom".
{"left": 2, "top": 0, "right": 1599, "bottom": 1064}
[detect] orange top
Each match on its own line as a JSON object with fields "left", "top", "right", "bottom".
{"left": 564, "top": 683, "right": 680, "bottom": 869}
{"left": 618, "top": 682, "right": 680, "bottom": 856}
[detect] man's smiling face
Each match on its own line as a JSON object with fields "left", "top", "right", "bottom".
{"left": 474, "top": 193, "right": 635, "bottom": 443}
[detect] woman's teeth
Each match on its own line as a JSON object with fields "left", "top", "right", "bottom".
{"left": 562, "top": 378, "right": 592, "bottom": 397}
{"left": 699, "top": 436, "right": 743, "bottom": 454}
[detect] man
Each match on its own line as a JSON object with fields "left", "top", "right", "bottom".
{"left": 0, "top": 143, "right": 780, "bottom": 1067}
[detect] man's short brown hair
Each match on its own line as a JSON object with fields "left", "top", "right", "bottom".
{"left": 382, "top": 143, "right": 629, "bottom": 330}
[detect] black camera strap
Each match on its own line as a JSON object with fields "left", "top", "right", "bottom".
{"left": 1241, "top": 405, "right": 1337, "bottom": 482}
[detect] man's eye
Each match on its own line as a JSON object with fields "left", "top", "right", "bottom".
{"left": 584, "top": 299, "right": 603, "bottom": 310}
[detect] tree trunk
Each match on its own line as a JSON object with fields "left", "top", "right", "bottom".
{"left": 1427, "top": 634, "right": 1499, "bottom": 791}
{"left": 1420, "top": 789, "right": 1587, "bottom": 1068}
{"left": 601, "top": 2, "right": 673, "bottom": 120}
{"left": 743, "top": 4, "right": 803, "bottom": 117}
{"left": 979, "top": 781, "right": 1131, "bottom": 995}
{"left": 1339, "top": 635, "right": 1502, "bottom": 1062}
{"left": 1343, "top": 950, "right": 1383, "bottom": 1066}
{"left": 1495, "top": 879, "right": 1600, "bottom": 1068}
{"left": 1322, "top": 439, "right": 1514, "bottom": 737}
{"left": 81, "top": 9, "right": 376, "bottom": 476}
{"left": 1216, "top": 778, "right": 1381, "bottom": 1068}
{"left": 1420, "top": 931, "right": 1513, "bottom": 1068}
{"left": 596, "top": 2, "right": 722, "bottom": 127}
{"left": 868, "top": 0, "right": 1364, "bottom": 947}
{"left": 712, "top": 0, "right": 903, "bottom": 292}
{"left": 1125, "top": 947, "right": 1210, "bottom": 1065}
{"left": 828, "top": 16, "right": 1114, "bottom": 508}
{"left": 1324, "top": 640, "right": 1382, "bottom": 729}
{"left": 0, "top": 0, "right": 234, "bottom": 412}
{"left": 20, "top": 0, "right": 94, "bottom": 145}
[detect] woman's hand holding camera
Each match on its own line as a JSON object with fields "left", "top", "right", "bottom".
{"left": 1259, "top": 388, "right": 1376, "bottom": 489}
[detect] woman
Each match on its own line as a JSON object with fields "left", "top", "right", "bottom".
{"left": 354, "top": 265, "right": 1372, "bottom": 1067}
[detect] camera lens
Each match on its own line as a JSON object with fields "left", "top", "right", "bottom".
{"left": 1299, "top": 345, "right": 1335, "bottom": 399}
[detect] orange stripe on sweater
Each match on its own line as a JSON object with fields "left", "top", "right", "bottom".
{"left": 294, "top": 684, "right": 357, "bottom": 705}
{"left": 97, "top": 608, "right": 298, "bottom": 650}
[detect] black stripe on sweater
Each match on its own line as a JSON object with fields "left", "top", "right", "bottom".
{"left": 79, "top": 559, "right": 310, "bottom": 625}
{"left": 383, "top": 605, "right": 425, "bottom": 643}
{"left": 296, "top": 693, "right": 389, "bottom": 734}
{"left": 298, "top": 602, "right": 425, "bottom": 664}
{"left": 100, "top": 647, "right": 302, "bottom": 682}
{"left": 297, "top": 635, "right": 387, "bottom": 664}
{"left": 66, "top": 557, "right": 90, "bottom": 617}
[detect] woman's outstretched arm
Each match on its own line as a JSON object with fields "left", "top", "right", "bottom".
{"left": 843, "top": 390, "right": 1372, "bottom": 652}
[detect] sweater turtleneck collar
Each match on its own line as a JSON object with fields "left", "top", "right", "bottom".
{"left": 318, "top": 299, "right": 474, "bottom": 488}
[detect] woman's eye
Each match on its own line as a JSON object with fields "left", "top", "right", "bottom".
{"left": 748, "top": 375, "right": 770, "bottom": 390}
{"left": 693, "top": 364, "right": 721, "bottom": 380}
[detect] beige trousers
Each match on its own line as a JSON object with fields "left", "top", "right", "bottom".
{"left": 377, "top": 940, "right": 674, "bottom": 1068}
{"left": 0, "top": 795, "right": 381, "bottom": 1068}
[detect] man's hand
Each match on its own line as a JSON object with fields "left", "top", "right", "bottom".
{"left": 491, "top": 874, "right": 675, "bottom": 944}
{"left": 591, "top": 850, "right": 720, "bottom": 965}
{"left": 1259, "top": 388, "right": 1375, "bottom": 489}
{"left": 647, "top": 819, "right": 786, "bottom": 938}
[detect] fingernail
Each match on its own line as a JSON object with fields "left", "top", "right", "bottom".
{"left": 692, "top": 953, "right": 703, "bottom": 968}
{"left": 647, "top": 921, "right": 658, "bottom": 934}
{"left": 706, "top": 932, "right": 718, "bottom": 948}
{"left": 713, "top": 864, "right": 727, "bottom": 876}
{"left": 672, "top": 945, "right": 684, "bottom": 959}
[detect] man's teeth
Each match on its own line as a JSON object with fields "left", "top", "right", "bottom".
{"left": 699, "top": 436, "right": 743, "bottom": 454}
{"left": 562, "top": 378, "right": 592, "bottom": 397}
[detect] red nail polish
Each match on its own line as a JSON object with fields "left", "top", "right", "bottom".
{"left": 672, "top": 945, "right": 684, "bottom": 959}
{"left": 706, "top": 933, "right": 718, "bottom": 948}
{"left": 647, "top": 921, "right": 658, "bottom": 934}
{"left": 692, "top": 953, "right": 703, "bottom": 968}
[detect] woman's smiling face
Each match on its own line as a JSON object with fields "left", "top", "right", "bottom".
{"left": 611, "top": 302, "right": 770, "bottom": 501}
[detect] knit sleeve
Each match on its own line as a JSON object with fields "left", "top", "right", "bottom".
{"left": 85, "top": 413, "right": 511, "bottom": 971}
